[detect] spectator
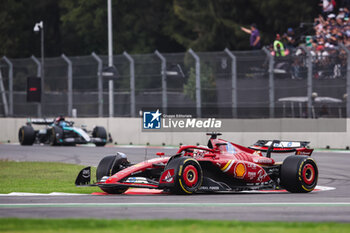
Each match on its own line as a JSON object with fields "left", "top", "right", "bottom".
{"left": 273, "top": 34, "right": 286, "bottom": 57}
{"left": 283, "top": 28, "right": 297, "bottom": 49}
{"left": 344, "top": 7, "right": 350, "bottom": 17}
{"left": 271, "top": 5, "right": 350, "bottom": 80}
{"left": 320, "top": 0, "right": 335, "bottom": 17}
{"left": 241, "top": 23, "right": 261, "bottom": 50}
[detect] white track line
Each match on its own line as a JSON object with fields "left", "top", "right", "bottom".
{"left": 0, "top": 186, "right": 335, "bottom": 196}
{"left": 0, "top": 202, "right": 350, "bottom": 208}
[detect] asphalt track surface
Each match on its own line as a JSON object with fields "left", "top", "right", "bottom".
{"left": 0, "top": 143, "right": 350, "bottom": 222}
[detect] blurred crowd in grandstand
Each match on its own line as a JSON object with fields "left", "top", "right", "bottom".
{"left": 268, "top": 0, "right": 350, "bottom": 80}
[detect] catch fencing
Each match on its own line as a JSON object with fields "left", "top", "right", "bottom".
{"left": 0, "top": 46, "right": 349, "bottom": 118}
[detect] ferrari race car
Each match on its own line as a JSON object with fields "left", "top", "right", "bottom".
{"left": 75, "top": 133, "right": 318, "bottom": 194}
{"left": 18, "top": 117, "right": 107, "bottom": 146}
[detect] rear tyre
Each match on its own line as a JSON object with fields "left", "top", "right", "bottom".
{"left": 18, "top": 125, "right": 36, "bottom": 145}
{"left": 96, "top": 153, "right": 130, "bottom": 194}
{"left": 167, "top": 157, "right": 203, "bottom": 195}
{"left": 280, "top": 155, "right": 318, "bottom": 193}
{"left": 50, "top": 126, "right": 63, "bottom": 146}
{"left": 92, "top": 126, "right": 107, "bottom": 147}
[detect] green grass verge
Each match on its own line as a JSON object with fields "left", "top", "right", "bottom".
{"left": 0, "top": 160, "right": 99, "bottom": 194}
{"left": 0, "top": 219, "right": 349, "bottom": 233}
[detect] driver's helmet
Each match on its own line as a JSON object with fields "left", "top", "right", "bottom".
{"left": 59, "top": 121, "right": 67, "bottom": 127}
{"left": 55, "top": 116, "right": 66, "bottom": 126}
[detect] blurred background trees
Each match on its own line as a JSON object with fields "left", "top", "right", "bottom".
{"left": 0, "top": 0, "right": 319, "bottom": 58}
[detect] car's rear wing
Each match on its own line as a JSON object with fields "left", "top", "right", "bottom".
{"left": 27, "top": 118, "right": 55, "bottom": 125}
{"left": 249, "top": 140, "right": 313, "bottom": 157}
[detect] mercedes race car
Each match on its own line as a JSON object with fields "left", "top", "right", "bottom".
{"left": 18, "top": 116, "right": 107, "bottom": 146}
{"left": 76, "top": 133, "right": 318, "bottom": 194}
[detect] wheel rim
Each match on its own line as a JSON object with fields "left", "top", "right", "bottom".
{"left": 183, "top": 165, "right": 198, "bottom": 187}
{"left": 20, "top": 129, "right": 24, "bottom": 143}
{"left": 302, "top": 163, "right": 315, "bottom": 185}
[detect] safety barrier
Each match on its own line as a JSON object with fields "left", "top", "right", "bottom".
{"left": 1, "top": 117, "right": 349, "bottom": 149}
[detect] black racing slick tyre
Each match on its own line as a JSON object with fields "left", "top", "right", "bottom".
{"left": 18, "top": 125, "right": 36, "bottom": 145}
{"left": 92, "top": 126, "right": 107, "bottom": 147}
{"left": 50, "top": 126, "right": 63, "bottom": 146}
{"left": 96, "top": 153, "right": 130, "bottom": 194}
{"left": 167, "top": 157, "right": 203, "bottom": 195}
{"left": 280, "top": 155, "right": 318, "bottom": 193}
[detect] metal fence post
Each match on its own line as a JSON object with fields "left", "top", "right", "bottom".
{"left": 262, "top": 47, "right": 275, "bottom": 118}
{"left": 300, "top": 45, "right": 313, "bottom": 118}
{"left": 31, "top": 55, "right": 41, "bottom": 77}
{"left": 108, "top": 80, "right": 114, "bottom": 117}
{"left": 224, "top": 48, "right": 237, "bottom": 118}
{"left": 154, "top": 50, "right": 167, "bottom": 114}
{"left": 2, "top": 56, "right": 13, "bottom": 116}
{"left": 91, "top": 52, "right": 103, "bottom": 117}
{"left": 0, "top": 68, "right": 9, "bottom": 116}
{"left": 61, "top": 54, "right": 73, "bottom": 117}
{"left": 31, "top": 55, "right": 42, "bottom": 117}
{"left": 123, "top": 52, "right": 136, "bottom": 117}
{"left": 339, "top": 43, "right": 350, "bottom": 118}
{"left": 188, "top": 49, "right": 201, "bottom": 118}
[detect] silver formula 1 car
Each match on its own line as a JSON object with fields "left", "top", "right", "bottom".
{"left": 18, "top": 116, "right": 107, "bottom": 146}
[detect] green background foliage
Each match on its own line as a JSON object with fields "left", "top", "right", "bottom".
{"left": 184, "top": 66, "right": 216, "bottom": 104}
{"left": 0, "top": 0, "right": 319, "bottom": 58}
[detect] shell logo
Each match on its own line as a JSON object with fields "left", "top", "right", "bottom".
{"left": 235, "top": 163, "right": 246, "bottom": 178}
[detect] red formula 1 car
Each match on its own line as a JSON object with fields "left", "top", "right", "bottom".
{"left": 75, "top": 133, "right": 318, "bottom": 194}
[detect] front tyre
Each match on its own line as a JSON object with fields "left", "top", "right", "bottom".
{"left": 96, "top": 153, "right": 130, "bottom": 194}
{"left": 168, "top": 157, "right": 203, "bottom": 195}
{"left": 92, "top": 126, "right": 107, "bottom": 147}
{"left": 18, "top": 125, "right": 36, "bottom": 145}
{"left": 280, "top": 155, "right": 318, "bottom": 193}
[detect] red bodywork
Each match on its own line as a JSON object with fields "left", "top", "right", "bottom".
{"left": 97, "top": 136, "right": 313, "bottom": 192}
